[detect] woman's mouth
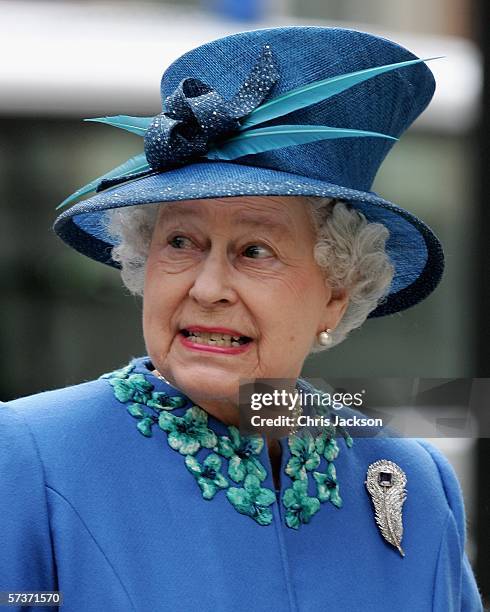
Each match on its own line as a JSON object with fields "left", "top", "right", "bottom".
{"left": 178, "top": 328, "right": 253, "bottom": 354}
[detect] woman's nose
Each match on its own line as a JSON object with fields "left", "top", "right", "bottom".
{"left": 188, "top": 249, "right": 237, "bottom": 307}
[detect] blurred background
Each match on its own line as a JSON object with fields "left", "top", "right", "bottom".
{"left": 1, "top": 0, "right": 488, "bottom": 604}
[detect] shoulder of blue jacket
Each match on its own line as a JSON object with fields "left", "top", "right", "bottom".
{"left": 414, "top": 438, "right": 468, "bottom": 539}
{"left": 1, "top": 374, "right": 118, "bottom": 442}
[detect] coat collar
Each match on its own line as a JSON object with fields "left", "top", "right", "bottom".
{"left": 100, "top": 355, "right": 353, "bottom": 529}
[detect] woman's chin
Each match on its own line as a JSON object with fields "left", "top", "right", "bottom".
{"left": 170, "top": 364, "right": 243, "bottom": 405}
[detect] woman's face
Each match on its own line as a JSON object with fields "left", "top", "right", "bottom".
{"left": 143, "top": 196, "right": 349, "bottom": 405}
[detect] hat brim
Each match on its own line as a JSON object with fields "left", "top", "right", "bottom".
{"left": 53, "top": 160, "right": 444, "bottom": 318}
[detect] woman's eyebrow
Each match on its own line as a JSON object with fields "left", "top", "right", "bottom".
{"left": 159, "top": 206, "right": 295, "bottom": 240}
{"left": 234, "top": 215, "right": 295, "bottom": 240}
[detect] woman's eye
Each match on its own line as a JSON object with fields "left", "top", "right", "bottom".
{"left": 242, "top": 244, "right": 273, "bottom": 259}
{"left": 169, "top": 235, "right": 193, "bottom": 249}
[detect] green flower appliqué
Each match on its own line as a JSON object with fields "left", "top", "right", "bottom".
{"left": 344, "top": 433, "right": 354, "bottom": 448}
{"left": 315, "top": 429, "right": 340, "bottom": 462}
{"left": 125, "top": 403, "right": 157, "bottom": 437}
{"left": 215, "top": 426, "right": 266, "bottom": 483}
{"left": 313, "top": 462, "right": 342, "bottom": 507}
{"left": 227, "top": 474, "right": 276, "bottom": 526}
{"left": 110, "top": 373, "right": 185, "bottom": 412}
{"left": 283, "top": 478, "right": 321, "bottom": 529}
{"left": 103, "top": 364, "right": 188, "bottom": 437}
{"left": 109, "top": 373, "right": 154, "bottom": 405}
{"left": 158, "top": 407, "right": 217, "bottom": 455}
{"left": 285, "top": 432, "right": 321, "bottom": 480}
{"left": 185, "top": 454, "right": 229, "bottom": 499}
{"left": 105, "top": 362, "right": 353, "bottom": 528}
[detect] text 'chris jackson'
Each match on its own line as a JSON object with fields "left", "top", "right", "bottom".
{"left": 249, "top": 414, "right": 383, "bottom": 428}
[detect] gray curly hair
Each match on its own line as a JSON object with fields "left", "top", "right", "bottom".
{"left": 104, "top": 197, "right": 394, "bottom": 351}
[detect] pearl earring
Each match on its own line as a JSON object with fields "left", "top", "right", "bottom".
{"left": 318, "top": 328, "right": 333, "bottom": 346}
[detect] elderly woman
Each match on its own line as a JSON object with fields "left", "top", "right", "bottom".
{"left": 0, "top": 25, "right": 483, "bottom": 612}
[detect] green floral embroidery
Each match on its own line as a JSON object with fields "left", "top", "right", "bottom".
{"left": 227, "top": 474, "right": 276, "bottom": 526}
{"left": 102, "top": 364, "right": 188, "bottom": 437}
{"left": 315, "top": 429, "right": 340, "bottom": 461}
{"left": 333, "top": 421, "right": 354, "bottom": 449}
{"left": 285, "top": 432, "right": 321, "bottom": 480}
{"left": 109, "top": 373, "right": 154, "bottom": 404}
{"left": 158, "top": 407, "right": 217, "bottom": 455}
{"left": 104, "top": 363, "right": 353, "bottom": 528}
{"left": 127, "top": 402, "right": 146, "bottom": 418}
{"left": 136, "top": 416, "right": 156, "bottom": 437}
{"left": 344, "top": 434, "right": 354, "bottom": 448}
{"left": 283, "top": 478, "right": 321, "bottom": 529}
{"left": 111, "top": 374, "right": 184, "bottom": 412}
{"left": 148, "top": 394, "right": 187, "bottom": 410}
{"left": 185, "top": 454, "right": 229, "bottom": 499}
{"left": 215, "top": 426, "right": 266, "bottom": 483}
{"left": 313, "top": 462, "right": 342, "bottom": 507}
{"left": 102, "top": 364, "right": 186, "bottom": 411}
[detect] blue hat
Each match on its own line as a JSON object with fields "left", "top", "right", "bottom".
{"left": 53, "top": 26, "right": 444, "bottom": 318}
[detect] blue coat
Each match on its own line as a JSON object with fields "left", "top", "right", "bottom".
{"left": 0, "top": 356, "right": 483, "bottom": 611}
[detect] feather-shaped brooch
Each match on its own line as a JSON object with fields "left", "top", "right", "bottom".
{"left": 365, "top": 459, "right": 407, "bottom": 557}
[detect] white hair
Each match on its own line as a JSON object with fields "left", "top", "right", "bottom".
{"left": 104, "top": 197, "right": 394, "bottom": 351}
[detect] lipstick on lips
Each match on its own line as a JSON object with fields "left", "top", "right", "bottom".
{"left": 178, "top": 326, "right": 253, "bottom": 354}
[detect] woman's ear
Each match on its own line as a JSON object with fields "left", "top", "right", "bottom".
{"left": 323, "top": 287, "right": 349, "bottom": 330}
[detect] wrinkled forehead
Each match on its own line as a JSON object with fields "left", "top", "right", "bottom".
{"left": 156, "top": 196, "right": 313, "bottom": 236}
